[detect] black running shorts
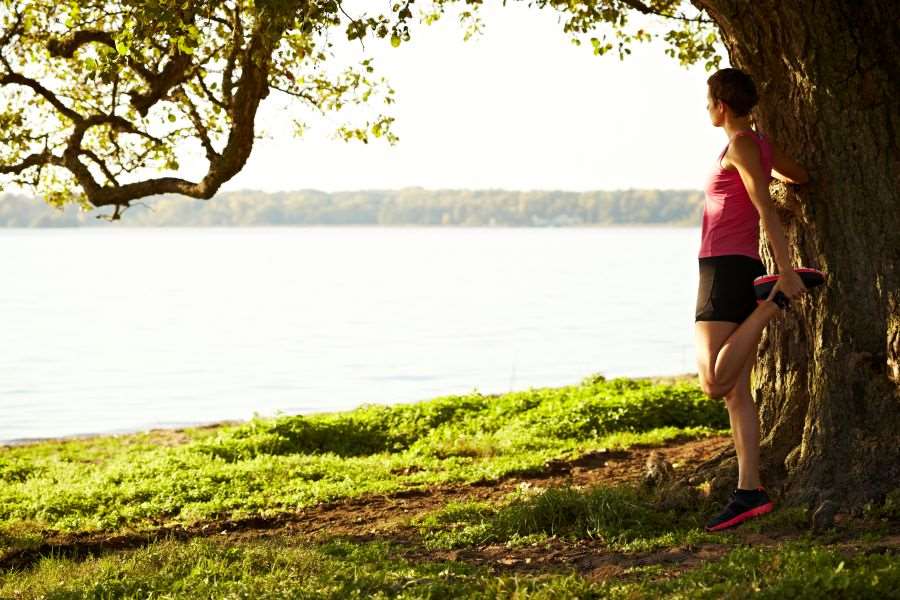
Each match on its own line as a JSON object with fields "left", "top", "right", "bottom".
{"left": 695, "top": 254, "right": 767, "bottom": 324}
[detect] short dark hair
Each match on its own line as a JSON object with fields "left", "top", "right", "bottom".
{"left": 707, "top": 68, "right": 758, "bottom": 117}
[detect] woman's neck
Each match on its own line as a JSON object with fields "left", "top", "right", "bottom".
{"left": 723, "top": 117, "right": 754, "bottom": 139}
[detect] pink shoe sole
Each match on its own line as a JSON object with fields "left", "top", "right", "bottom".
{"left": 705, "top": 502, "right": 774, "bottom": 532}
{"left": 754, "top": 268, "right": 826, "bottom": 305}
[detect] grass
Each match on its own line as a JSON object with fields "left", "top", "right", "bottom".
{"left": 0, "top": 375, "right": 726, "bottom": 540}
{"left": 1, "top": 373, "right": 897, "bottom": 598}
{"left": 412, "top": 483, "right": 741, "bottom": 553}
{"left": 1, "top": 534, "right": 897, "bottom": 599}
{"left": 606, "top": 542, "right": 900, "bottom": 599}
{"left": 0, "top": 535, "right": 593, "bottom": 599}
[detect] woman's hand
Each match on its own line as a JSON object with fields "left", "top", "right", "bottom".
{"left": 766, "top": 270, "right": 807, "bottom": 307}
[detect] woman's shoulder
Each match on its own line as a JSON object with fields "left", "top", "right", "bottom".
{"left": 729, "top": 131, "right": 763, "bottom": 152}
{"left": 727, "top": 130, "right": 769, "bottom": 154}
{"left": 725, "top": 131, "right": 768, "bottom": 168}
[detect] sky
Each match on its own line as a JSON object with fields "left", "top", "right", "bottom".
{"left": 192, "top": 2, "right": 730, "bottom": 194}
{"left": 5, "top": 3, "right": 732, "bottom": 196}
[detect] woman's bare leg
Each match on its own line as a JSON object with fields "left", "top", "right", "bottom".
{"left": 724, "top": 347, "right": 762, "bottom": 489}
{"left": 696, "top": 300, "right": 780, "bottom": 398}
{"left": 695, "top": 321, "right": 738, "bottom": 396}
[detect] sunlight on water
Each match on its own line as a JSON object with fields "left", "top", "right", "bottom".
{"left": 0, "top": 226, "right": 702, "bottom": 443}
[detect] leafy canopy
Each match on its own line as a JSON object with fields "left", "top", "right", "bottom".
{"left": 0, "top": 0, "right": 719, "bottom": 218}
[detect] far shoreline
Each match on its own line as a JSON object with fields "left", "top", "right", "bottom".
{"left": 0, "top": 372, "right": 699, "bottom": 450}
{"left": 0, "top": 222, "right": 700, "bottom": 230}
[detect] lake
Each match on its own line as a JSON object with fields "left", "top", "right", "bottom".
{"left": 0, "top": 226, "right": 704, "bottom": 444}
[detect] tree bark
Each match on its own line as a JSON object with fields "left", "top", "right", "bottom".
{"left": 690, "top": 0, "right": 900, "bottom": 508}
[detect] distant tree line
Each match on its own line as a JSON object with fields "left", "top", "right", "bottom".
{"left": 0, "top": 189, "right": 703, "bottom": 227}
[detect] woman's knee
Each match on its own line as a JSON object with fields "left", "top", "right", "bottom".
{"left": 695, "top": 321, "right": 740, "bottom": 399}
{"left": 699, "top": 375, "right": 732, "bottom": 399}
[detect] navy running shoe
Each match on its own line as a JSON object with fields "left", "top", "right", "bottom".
{"left": 705, "top": 487, "right": 774, "bottom": 532}
{"left": 753, "top": 267, "right": 826, "bottom": 309}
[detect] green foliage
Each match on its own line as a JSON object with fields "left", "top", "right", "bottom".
{"left": 193, "top": 393, "right": 489, "bottom": 462}
{"left": 0, "top": 0, "right": 397, "bottom": 209}
{"left": 190, "top": 376, "right": 724, "bottom": 463}
{"left": 0, "top": 0, "right": 721, "bottom": 210}
{"left": 416, "top": 0, "right": 720, "bottom": 66}
{"left": 0, "top": 456, "right": 41, "bottom": 482}
{"left": 524, "top": 379, "right": 729, "bottom": 440}
{"left": 664, "top": 27, "right": 721, "bottom": 71}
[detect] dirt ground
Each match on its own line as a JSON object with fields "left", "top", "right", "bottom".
{"left": 3, "top": 434, "right": 897, "bottom": 582}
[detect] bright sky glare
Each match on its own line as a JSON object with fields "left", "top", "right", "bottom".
{"left": 191, "top": 3, "right": 732, "bottom": 193}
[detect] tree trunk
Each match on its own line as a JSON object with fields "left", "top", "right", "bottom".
{"left": 691, "top": 0, "right": 900, "bottom": 509}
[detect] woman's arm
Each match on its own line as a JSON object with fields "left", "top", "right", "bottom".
{"left": 728, "top": 136, "right": 793, "bottom": 272}
{"left": 728, "top": 137, "right": 806, "bottom": 300}
{"left": 769, "top": 138, "right": 809, "bottom": 184}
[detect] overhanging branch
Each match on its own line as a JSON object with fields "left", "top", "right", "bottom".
{"left": 46, "top": 30, "right": 115, "bottom": 57}
{"left": 57, "top": 18, "right": 284, "bottom": 209}
{"left": 47, "top": 29, "right": 157, "bottom": 81}
{"left": 618, "top": 0, "right": 714, "bottom": 23}
{"left": 0, "top": 151, "right": 54, "bottom": 174}
{"left": 173, "top": 87, "right": 220, "bottom": 162}
{"left": 1, "top": 1, "right": 308, "bottom": 212}
{"left": 0, "top": 72, "right": 84, "bottom": 123}
{"left": 79, "top": 149, "right": 120, "bottom": 186}
{"left": 129, "top": 53, "right": 195, "bottom": 116}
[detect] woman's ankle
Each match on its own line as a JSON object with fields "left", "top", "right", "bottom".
{"left": 737, "top": 477, "right": 762, "bottom": 490}
{"left": 756, "top": 300, "right": 780, "bottom": 319}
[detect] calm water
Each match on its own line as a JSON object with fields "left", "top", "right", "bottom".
{"left": 1, "top": 226, "right": 703, "bottom": 444}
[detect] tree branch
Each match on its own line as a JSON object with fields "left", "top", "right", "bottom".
{"left": 0, "top": 8, "right": 24, "bottom": 49}
{"left": 79, "top": 149, "right": 120, "bottom": 186}
{"left": 269, "top": 82, "right": 321, "bottom": 106}
{"left": 222, "top": 3, "right": 244, "bottom": 109}
{"left": 618, "top": 0, "right": 714, "bottom": 23}
{"left": 0, "top": 72, "right": 84, "bottom": 123}
{"left": 46, "top": 29, "right": 115, "bottom": 57}
{"left": 47, "top": 29, "right": 157, "bottom": 81}
{"left": 194, "top": 72, "right": 227, "bottom": 110}
{"left": 172, "top": 87, "right": 220, "bottom": 162}
{"left": 129, "top": 53, "right": 195, "bottom": 116}
{"left": 2, "top": 4, "right": 296, "bottom": 212}
{"left": 45, "top": 28, "right": 202, "bottom": 116}
{"left": 0, "top": 151, "right": 54, "bottom": 174}
{"left": 82, "top": 113, "right": 162, "bottom": 144}
{"left": 57, "top": 17, "right": 284, "bottom": 209}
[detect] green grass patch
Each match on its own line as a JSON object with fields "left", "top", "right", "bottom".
{"left": 2, "top": 530, "right": 896, "bottom": 599}
{"left": 413, "top": 482, "right": 726, "bottom": 553}
{"left": 0, "top": 535, "right": 595, "bottom": 599}
{"left": 603, "top": 541, "right": 900, "bottom": 599}
{"left": 0, "top": 375, "right": 725, "bottom": 541}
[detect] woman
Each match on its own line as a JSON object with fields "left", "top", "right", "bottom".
{"left": 695, "top": 67, "right": 810, "bottom": 531}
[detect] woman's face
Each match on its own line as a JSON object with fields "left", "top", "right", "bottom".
{"left": 706, "top": 90, "right": 725, "bottom": 127}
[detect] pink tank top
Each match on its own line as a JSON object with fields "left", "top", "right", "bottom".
{"left": 698, "top": 130, "right": 773, "bottom": 260}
